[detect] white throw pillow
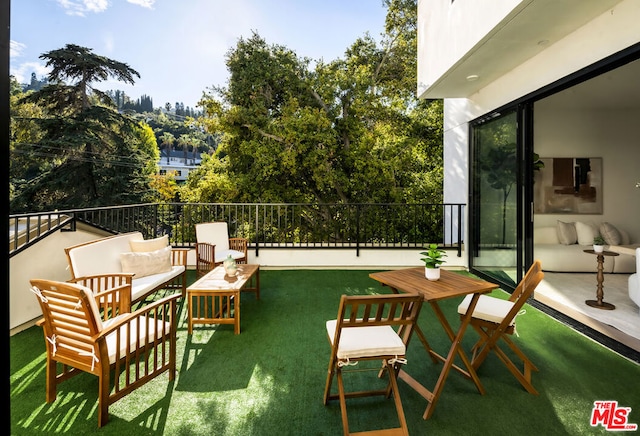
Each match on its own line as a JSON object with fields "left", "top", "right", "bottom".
{"left": 556, "top": 221, "right": 577, "bottom": 245}
{"left": 575, "top": 221, "right": 597, "bottom": 246}
{"left": 121, "top": 245, "right": 172, "bottom": 278}
{"left": 599, "top": 222, "right": 621, "bottom": 246}
{"left": 129, "top": 234, "right": 169, "bottom": 252}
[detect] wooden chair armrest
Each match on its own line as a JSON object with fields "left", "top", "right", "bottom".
{"left": 171, "top": 248, "right": 189, "bottom": 266}
{"left": 96, "top": 292, "right": 181, "bottom": 339}
{"left": 229, "top": 238, "right": 248, "bottom": 251}
{"left": 196, "top": 242, "right": 215, "bottom": 256}
{"left": 69, "top": 273, "right": 134, "bottom": 290}
{"left": 196, "top": 242, "right": 215, "bottom": 277}
{"left": 70, "top": 274, "right": 134, "bottom": 319}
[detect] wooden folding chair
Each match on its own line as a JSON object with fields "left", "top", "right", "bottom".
{"left": 324, "top": 293, "right": 423, "bottom": 436}
{"left": 30, "top": 279, "right": 180, "bottom": 427}
{"left": 457, "top": 260, "right": 544, "bottom": 394}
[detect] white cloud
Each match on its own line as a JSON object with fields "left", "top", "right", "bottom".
{"left": 102, "top": 33, "right": 115, "bottom": 54}
{"left": 127, "top": 0, "right": 155, "bottom": 8}
{"left": 10, "top": 40, "right": 26, "bottom": 58}
{"left": 10, "top": 61, "right": 50, "bottom": 84}
{"left": 55, "top": 0, "right": 109, "bottom": 16}
{"left": 84, "top": 0, "right": 109, "bottom": 13}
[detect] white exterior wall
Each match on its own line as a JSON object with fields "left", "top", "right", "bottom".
{"left": 419, "top": 0, "right": 640, "bottom": 257}
{"left": 467, "top": 1, "right": 639, "bottom": 114}
{"left": 417, "top": 0, "right": 523, "bottom": 96}
{"left": 10, "top": 229, "right": 465, "bottom": 333}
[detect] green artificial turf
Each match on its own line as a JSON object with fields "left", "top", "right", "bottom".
{"left": 10, "top": 269, "right": 640, "bottom": 435}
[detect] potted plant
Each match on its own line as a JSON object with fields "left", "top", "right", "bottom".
{"left": 420, "top": 244, "right": 447, "bottom": 281}
{"left": 593, "top": 236, "right": 606, "bottom": 253}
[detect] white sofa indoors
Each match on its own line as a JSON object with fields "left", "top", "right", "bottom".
{"left": 65, "top": 232, "right": 187, "bottom": 304}
{"left": 534, "top": 221, "right": 635, "bottom": 273}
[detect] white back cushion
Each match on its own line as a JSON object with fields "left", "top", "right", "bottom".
{"left": 67, "top": 232, "right": 143, "bottom": 278}
{"left": 195, "top": 222, "right": 230, "bottom": 251}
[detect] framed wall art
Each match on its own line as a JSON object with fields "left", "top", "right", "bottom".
{"left": 533, "top": 157, "right": 602, "bottom": 214}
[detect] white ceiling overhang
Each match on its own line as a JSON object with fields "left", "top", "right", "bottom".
{"left": 419, "top": 0, "right": 624, "bottom": 99}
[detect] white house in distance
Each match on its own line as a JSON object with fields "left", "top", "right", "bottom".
{"left": 417, "top": 0, "right": 640, "bottom": 287}
{"left": 158, "top": 149, "right": 203, "bottom": 182}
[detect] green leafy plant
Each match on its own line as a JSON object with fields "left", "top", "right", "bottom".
{"left": 593, "top": 236, "right": 606, "bottom": 245}
{"left": 420, "top": 243, "right": 447, "bottom": 269}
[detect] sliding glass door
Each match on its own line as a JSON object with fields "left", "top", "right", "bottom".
{"left": 469, "top": 109, "right": 523, "bottom": 288}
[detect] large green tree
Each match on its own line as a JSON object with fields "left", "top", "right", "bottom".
{"left": 186, "top": 0, "right": 442, "bottom": 205}
{"left": 10, "top": 44, "right": 159, "bottom": 212}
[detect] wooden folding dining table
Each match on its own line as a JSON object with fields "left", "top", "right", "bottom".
{"left": 369, "top": 267, "right": 499, "bottom": 419}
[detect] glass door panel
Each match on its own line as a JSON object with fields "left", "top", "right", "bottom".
{"left": 470, "top": 109, "right": 518, "bottom": 288}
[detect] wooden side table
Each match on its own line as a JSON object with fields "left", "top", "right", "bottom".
{"left": 583, "top": 249, "right": 619, "bottom": 310}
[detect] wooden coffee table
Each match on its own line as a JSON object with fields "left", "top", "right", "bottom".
{"left": 187, "top": 264, "right": 260, "bottom": 334}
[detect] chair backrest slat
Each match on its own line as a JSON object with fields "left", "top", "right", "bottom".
{"left": 337, "top": 294, "right": 423, "bottom": 329}
{"left": 31, "top": 279, "right": 104, "bottom": 372}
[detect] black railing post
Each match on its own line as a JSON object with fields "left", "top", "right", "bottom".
{"left": 254, "top": 204, "right": 260, "bottom": 257}
{"left": 10, "top": 202, "right": 467, "bottom": 258}
{"left": 356, "top": 204, "right": 361, "bottom": 257}
{"left": 457, "top": 204, "right": 463, "bottom": 257}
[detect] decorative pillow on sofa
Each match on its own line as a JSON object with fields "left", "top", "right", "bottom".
{"left": 556, "top": 221, "right": 577, "bottom": 245}
{"left": 129, "top": 234, "right": 169, "bottom": 252}
{"left": 121, "top": 245, "right": 172, "bottom": 278}
{"left": 575, "top": 221, "right": 598, "bottom": 246}
{"left": 599, "top": 222, "right": 621, "bottom": 246}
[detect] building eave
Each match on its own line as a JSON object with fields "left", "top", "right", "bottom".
{"left": 418, "top": 0, "right": 624, "bottom": 100}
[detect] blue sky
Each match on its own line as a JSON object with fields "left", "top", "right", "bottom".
{"left": 10, "top": 0, "right": 388, "bottom": 110}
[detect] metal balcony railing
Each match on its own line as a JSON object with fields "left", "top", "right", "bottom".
{"left": 9, "top": 202, "right": 465, "bottom": 257}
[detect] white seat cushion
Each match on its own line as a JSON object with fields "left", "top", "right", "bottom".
{"left": 457, "top": 294, "right": 516, "bottom": 325}
{"left": 326, "top": 320, "right": 405, "bottom": 359}
{"left": 103, "top": 314, "right": 171, "bottom": 364}
{"left": 214, "top": 249, "right": 246, "bottom": 264}
{"left": 131, "top": 265, "right": 185, "bottom": 301}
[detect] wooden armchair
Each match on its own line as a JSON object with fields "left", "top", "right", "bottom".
{"left": 30, "top": 278, "right": 180, "bottom": 427}
{"left": 195, "top": 222, "right": 248, "bottom": 277}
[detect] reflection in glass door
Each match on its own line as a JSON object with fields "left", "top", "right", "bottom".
{"left": 470, "top": 109, "right": 519, "bottom": 288}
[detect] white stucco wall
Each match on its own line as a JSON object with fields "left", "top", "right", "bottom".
{"left": 432, "top": 0, "right": 640, "bottom": 250}
{"left": 10, "top": 230, "right": 466, "bottom": 333}
{"left": 468, "top": 0, "right": 639, "bottom": 114}
{"left": 417, "top": 0, "right": 523, "bottom": 95}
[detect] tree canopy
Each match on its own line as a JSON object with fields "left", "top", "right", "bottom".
{"left": 10, "top": 44, "right": 159, "bottom": 212}
{"left": 184, "top": 0, "right": 443, "bottom": 205}
{"left": 10, "top": 1, "right": 443, "bottom": 213}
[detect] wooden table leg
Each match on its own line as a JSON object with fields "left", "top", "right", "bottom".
{"left": 188, "top": 290, "right": 193, "bottom": 334}
{"left": 396, "top": 293, "right": 486, "bottom": 420}
{"left": 420, "top": 294, "right": 485, "bottom": 420}
{"left": 585, "top": 253, "right": 615, "bottom": 310}
{"left": 234, "top": 290, "right": 240, "bottom": 334}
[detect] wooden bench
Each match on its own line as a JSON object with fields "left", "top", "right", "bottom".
{"left": 65, "top": 232, "right": 187, "bottom": 305}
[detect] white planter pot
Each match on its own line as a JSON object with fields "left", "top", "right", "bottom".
{"left": 593, "top": 244, "right": 604, "bottom": 253}
{"left": 424, "top": 267, "right": 440, "bottom": 281}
